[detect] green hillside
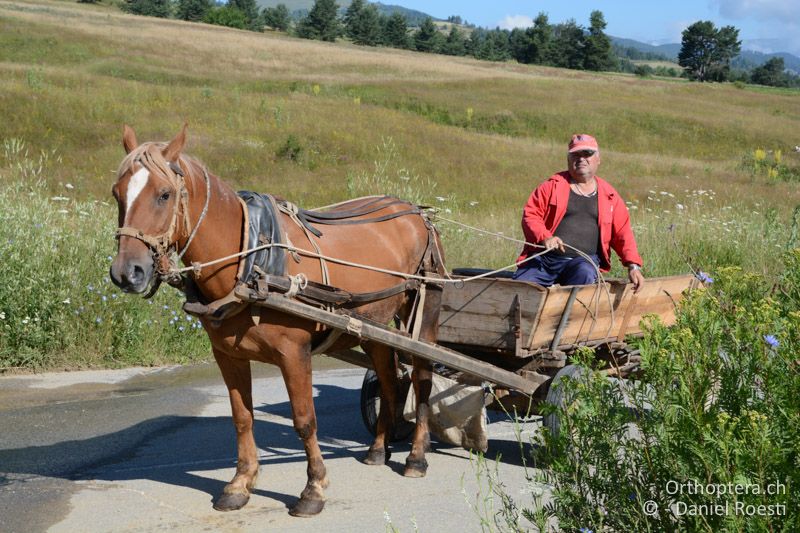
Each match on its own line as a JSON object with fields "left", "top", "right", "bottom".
{"left": 2, "top": 0, "right": 799, "bottom": 272}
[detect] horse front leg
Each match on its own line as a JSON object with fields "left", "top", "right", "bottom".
{"left": 404, "top": 282, "right": 444, "bottom": 478}
{"left": 362, "top": 341, "right": 399, "bottom": 466}
{"left": 212, "top": 349, "right": 260, "bottom": 511}
{"left": 279, "top": 349, "right": 329, "bottom": 517}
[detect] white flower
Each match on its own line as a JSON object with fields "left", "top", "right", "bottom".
{"left": 62, "top": 298, "right": 71, "bottom": 305}
{"left": 0, "top": 311, "right": 5, "bottom": 320}
{"left": 676, "top": 204, "right": 684, "bottom": 210}
{"left": 65, "top": 183, "right": 74, "bottom": 189}
{"left": 22, "top": 317, "right": 30, "bottom": 324}
{"left": 435, "top": 196, "right": 446, "bottom": 202}
{"left": 469, "top": 201, "right": 479, "bottom": 206}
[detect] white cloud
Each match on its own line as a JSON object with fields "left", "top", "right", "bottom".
{"left": 711, "top": 0, "right": 795, "bottom": 21}
{"left": 497, "top": 15, "right": 533, "bottom": 30}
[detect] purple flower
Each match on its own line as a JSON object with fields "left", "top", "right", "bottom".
{"left": 763, "top": 335, "right": 779, "bottom": 348}
{"left": 696, "top": 271, "right": 714, "bottom": 283}
{"left": 579, "top": 529, "right": 594, "bottom": 533}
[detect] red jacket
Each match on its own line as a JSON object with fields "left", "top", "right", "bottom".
{"left": 517, "top": 171, "right": 643, "bottom": 272}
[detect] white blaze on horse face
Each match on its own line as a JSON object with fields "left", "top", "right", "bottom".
{"left": 125, "top": 167, "right": 150, "bottom": 223}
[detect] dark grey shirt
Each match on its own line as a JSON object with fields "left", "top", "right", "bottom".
{"left": 553, "top": 190, "right": 599, "bottom": 257}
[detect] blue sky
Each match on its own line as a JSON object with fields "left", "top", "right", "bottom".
{"left": 391, "top": 1, "right": 800, "bottom": 55}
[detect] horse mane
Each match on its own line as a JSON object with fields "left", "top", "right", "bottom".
{"left": 117, "top": 142, "right": 202, "bottom": 181}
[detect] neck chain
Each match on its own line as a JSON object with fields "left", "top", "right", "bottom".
{"left": 570, "top": 179, "right": 597, "bottom": 198}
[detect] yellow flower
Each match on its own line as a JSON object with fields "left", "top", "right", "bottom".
{"left": 312, "top": 84, "right": 321, "bottom": 96}
{"left": 774, "top": 149, "right": 782, "bottom": 164}
{"left": 466, "top": 107, "right": 474, "bottom": 122}
{"left": 353, "top": 96, "right": 361, "bottom": 105}
{"left": 754, "top": 148, "right": 766, "bottom": 162}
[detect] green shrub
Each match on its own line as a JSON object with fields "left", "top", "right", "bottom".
{"left": 491, "top": 260, "right": 800, "bottom": 531}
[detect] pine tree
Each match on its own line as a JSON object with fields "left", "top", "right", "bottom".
{"left": 678, "top": 21, "right": 741, "bottom": 81}
{"left": 583, "top": 10, "right": 616, "bottom": 71}
{"left": 345, "top": 1, "right": 381, "bottom": 46}
{"left": 262, "top": 4, "right": 290, "bottom": 31}
{"left": 343, "top": 0, "right": 365, "bottom": 38}
{"left": 122, "top": 0, "right": 170, "bottom": 18}
{"left": 296, "top": 0, "right": 341, "bottom": 42}
{"left": 526, "top": 13, "right": 552, "bottom": 65}
{"left": 228, "top": 0, "right": 260, "bottom": 30}
{"left": 548, "top": 19, "right": 585, "bottom": 69}
{"left": 441, "top": 26, "right": 466, "bottom": 56}
{"left": 414, "top": 17, "right": 442, "bottom": 53}
{"left": 382, "top": 12, "right": 410, "bottom": 49}
{"left": 750, "top": 57, "right": 788, "bottom": 87}
{"left": 176, "top": 0, "right": 211, "bottom": 21}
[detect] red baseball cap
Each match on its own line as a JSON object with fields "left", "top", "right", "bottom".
{"left": 568, "top": 134, "right": 599, "bottom": 153}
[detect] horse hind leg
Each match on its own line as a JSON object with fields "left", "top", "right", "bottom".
{"left": 279, "top": 349, "right": 329, "bottom": 517}
{"left": 362, "top": 341, "right": 399, "bottom": 466}
{"left": 404, "top": 281, "right": 444, "bottom": 478}
{"left": 212, "top": 349, "right": 260, "bottom": 511}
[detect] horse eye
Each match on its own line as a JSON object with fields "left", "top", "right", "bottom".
{"left": 159, "top": 191, "right": 171, "bottom": 202}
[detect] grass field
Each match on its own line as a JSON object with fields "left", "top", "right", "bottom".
{"left": 2, "top": 0, "right": 799, "bottom": 369}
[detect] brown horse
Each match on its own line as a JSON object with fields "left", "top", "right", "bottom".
{"left": 109, "top": 125, "right": 445, "bottom": 516}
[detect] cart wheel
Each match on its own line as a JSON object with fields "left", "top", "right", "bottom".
{"left": 360, "top": 369, "right": 415, "bottom": 442}
{"left": 542, "top": 364, "right": 587, "bottom": 438}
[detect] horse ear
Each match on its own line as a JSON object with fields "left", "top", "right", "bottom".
{"left": 122, "top": 124, "right": 138, "bottom": 154}
{"left": 162, "top": 123, "right": 188, "bottom": 163}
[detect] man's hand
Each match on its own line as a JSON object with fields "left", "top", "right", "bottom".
{"left": 543, "top": 236, "right": 565, "bottom": 253}
{"left": 628, "top": 266, "right": 645, "bottom": 293}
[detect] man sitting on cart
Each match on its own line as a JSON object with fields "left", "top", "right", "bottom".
{"left": 513, "top": 134, "right": 645, "bottom": 293}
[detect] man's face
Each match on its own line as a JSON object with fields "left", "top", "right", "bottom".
{"left": 568, "top": 150, "right": 600, "bottom": 181}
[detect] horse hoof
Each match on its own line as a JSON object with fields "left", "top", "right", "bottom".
{"left": 213, "top": 491, "right": 250, "bottom": 511}
{"left": 289, "top": 497, "right": 325, "bottom": 517}
{"left": 363, "top": 448, "right": 390, "bottom": 465}
{"left": 403, "top": 457, "right": 428, "bottom": 478}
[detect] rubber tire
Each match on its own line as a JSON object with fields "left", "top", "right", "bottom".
{"left": 542, "top": 364, "right": 588, "bottom": 439}
{"left": 360, "top": 369, "right": 415, "bottom": 442}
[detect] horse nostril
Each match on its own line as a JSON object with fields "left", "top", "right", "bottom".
{"left": 129, "top": 264, "right": 145, "bottom": 285}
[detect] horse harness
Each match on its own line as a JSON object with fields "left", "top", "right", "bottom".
{"left": 181, "top": 193, "right": 443, "bottom": 344}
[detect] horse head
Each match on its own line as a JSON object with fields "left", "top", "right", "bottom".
{"left": 110, "top": 124, "right": 192, "bottom": 294}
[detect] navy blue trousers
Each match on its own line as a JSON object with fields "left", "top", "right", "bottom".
{"left": 513, "top": 253, "right": 600, "bottom": 286}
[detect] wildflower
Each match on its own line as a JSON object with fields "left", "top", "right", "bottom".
{"left": 0, "top": 311, "right": 5, "bottom": 320}
{"left": 65, "top": 183, "right": 74, "bottom": 189}
{"left": 435, "top": 196, "right": 446, "bottom": 202}
{"left": 763, "top": 335, "right": 779, "bottom": 348}
{"left": 101, "top": 295, "right": 107, "bottom": 302}
{"left": 676, "top": 204, "right": 684, "bottom": 210}
{"left": 754, "top": 148, "right": 766, "bottom": 162}
{"left": 62, "top": 298, "right": 71, "bottom": 305}
{"left": 579, "top": 529, "right": 594, "bottom": 533}
{"left": 696, "top": 271, "right": 714, "bottom": 283}
{"left": 179, "top": 326, "right": 185, "bottom": 332}
{"left": 95, "top": 317, "right": 102, "bottom": 324}
{"left": 22, "top": 317, "right": 29, "bottom": 324}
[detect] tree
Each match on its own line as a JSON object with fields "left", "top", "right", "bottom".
{"left": 343, "top": 0, "right": 365, "bottom": 37}
{"left": 678, "top": 20, "right": 741, "bottom": 81}
{"left": 262, "top": 4, "right": 290, "bottom": 31}
{"left": 528, "top": 12, "right": 553, "bottom": 65}
{"left": 227, "top": 0, "right": 260, "bottom": 30}
{"left": 509, "top": 27, "right": 532, "bottom": 63}
{"left": 296, "top": 0, "right": 341, "bottom": 42}
{"left": 176, "top": 0, "right": 211, "bottom": 21}
{"left": 204, "top": 5, "right": 246, "bottom": 29}
{"left": 751, "top": 57, "right": 788, "bottom": 87}
{"left": 382, "top": 12, "right": 410, "bottom": 49}
{"left": 344, "top": 0, "right": 381, "bottom": 46}
{"left": 441, "top": 25, "right": 466, "bottom": 56}
{"left": 122, "top": 0, "right": 170, "bottom": 18}
{"left": 548, "top": 19, "right": 585, "bottom": 69}
{"left": 583, "top": 10, "right": 616, "bottom": 71}
{"left": 414, "top": 17, "right": 442, "bottom": 53}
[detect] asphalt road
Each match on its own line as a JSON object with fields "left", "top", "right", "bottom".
{"left": 0, "top": 359, "right": 544, "bottom": 533}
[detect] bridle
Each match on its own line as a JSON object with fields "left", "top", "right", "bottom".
{"left": 115, "top": 148, "right": 211, "bottom": 298}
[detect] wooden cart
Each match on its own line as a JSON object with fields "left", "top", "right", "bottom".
{"left": 240, "top": 270, "right": 699, "bottom": 437}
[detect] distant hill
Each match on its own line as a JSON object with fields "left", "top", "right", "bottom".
{"left": 256, "top": 0, "right": 440, "bottom": 26}
{"left": 611, "top": 36, "right": 800, "bottom": 74}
